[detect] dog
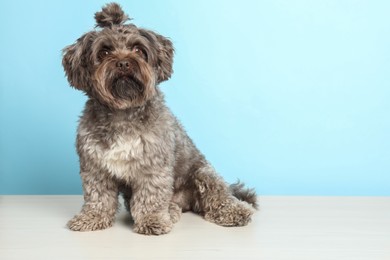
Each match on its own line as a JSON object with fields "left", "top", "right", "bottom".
{"left": 62, "top": 3, "right": 257, "bottom": 235}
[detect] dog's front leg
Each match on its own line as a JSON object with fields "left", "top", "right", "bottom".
{"left": 67, "top": 168, "right": 119, "bottom": 231}
{"left": 129, "top": 171, "right": 174, "bottom": 235}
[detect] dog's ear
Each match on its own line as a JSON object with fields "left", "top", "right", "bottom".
{"left": 95, "top": 3, "right": 130, "bottom": 28}
{"left": 62, "top": 32, "right": 96, "bottom": 91}
{"left": 140, "top": 29, "right": 174, "bottom": 83}
{"left": 139, "top": 29, "right": 174, "bottom": 83}
{"left": 155, "top": 34, "right": 174, "bottom": 82}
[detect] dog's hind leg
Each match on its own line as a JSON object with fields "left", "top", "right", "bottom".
{"left": 190, "top": 161, "right": 256, "bottom": 227}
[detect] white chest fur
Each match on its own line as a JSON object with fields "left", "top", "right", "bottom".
{"left": 78, "top": 126, "right": 162, "bottom": 180}
{"left": 101, "top": 135, "right": 145, "bottom": 179}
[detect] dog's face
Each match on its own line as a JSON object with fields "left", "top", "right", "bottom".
{"left": 62, "top": 3, "right": 174, "bottom": 109}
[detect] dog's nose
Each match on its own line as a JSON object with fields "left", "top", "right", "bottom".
{"left": 116, "top": 60, "right": 130, "bottom": 70}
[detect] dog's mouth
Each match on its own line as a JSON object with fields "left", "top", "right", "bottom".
{"left": 111, "top": 76, "right": 144, "bottom": 101}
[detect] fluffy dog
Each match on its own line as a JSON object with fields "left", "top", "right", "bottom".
{"left": 62, "top": 3, "right": 257, "bottom": 235}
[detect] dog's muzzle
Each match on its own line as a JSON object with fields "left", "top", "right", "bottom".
{"left": 111, "top": 75, "right": 144, "bottom": 100}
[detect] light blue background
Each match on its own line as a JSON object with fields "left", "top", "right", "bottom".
{"left": 0, "top": 0, "right": 389, "bottom": 195}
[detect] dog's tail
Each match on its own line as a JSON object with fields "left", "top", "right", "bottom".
{"left": 230, "top": 181, "right": 259, "bottom": 210}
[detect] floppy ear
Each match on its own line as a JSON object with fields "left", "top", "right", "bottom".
{"left": 155, "top": 34, "right": 174, "bottom": 83}
{"left": 140, "top": 29, "right": 174, "bottom": 83}
{"left": 62, "top": 32, "right": 96, "bottom": 91}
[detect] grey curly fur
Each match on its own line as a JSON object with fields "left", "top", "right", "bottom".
{"left": 62, "top": 3, "right": 257, "bottom": 235}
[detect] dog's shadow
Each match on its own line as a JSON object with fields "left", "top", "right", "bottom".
{"left": 116, "top": 204, "right": 135, "bottom": 228}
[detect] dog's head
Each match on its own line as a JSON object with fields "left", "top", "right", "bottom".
{"left": 62, "top": 3, "right": 174, "bottom": 109}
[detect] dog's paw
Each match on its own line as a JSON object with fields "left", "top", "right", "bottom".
{"left": 67, "top": 212, "right": 114, "bottom": 231}
{"left": 204, "top": 199, "right": 255, "bottom": 227}
{"left": 133, "top": 213, "right": 173, "bottom": 235}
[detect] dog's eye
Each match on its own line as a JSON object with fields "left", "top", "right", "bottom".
{"left": 132, "top": 46, "right": 147, "bottom": 60}
{"left": 98, "top": 49, "right": 111, "bottom": 60}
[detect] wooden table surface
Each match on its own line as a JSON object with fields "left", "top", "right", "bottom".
{"left": 0, "top": 196, "right": 389, "bottom": 259}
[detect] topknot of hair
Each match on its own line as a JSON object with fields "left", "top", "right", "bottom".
{"left": 94, "top": 2, "right": 130, "bottom": 28}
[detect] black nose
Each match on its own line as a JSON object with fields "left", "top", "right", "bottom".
{"left": 116, "top": 60, "right": 130, "bottom": 70}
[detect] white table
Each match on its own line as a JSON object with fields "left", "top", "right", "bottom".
{"left": 1, "top": 196, "right": 389, "bottom": 259}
